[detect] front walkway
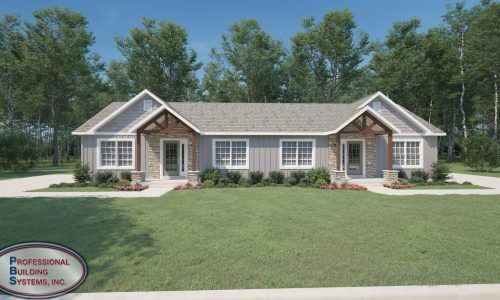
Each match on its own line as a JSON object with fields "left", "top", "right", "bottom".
{"left": 0, "top": 174, "right": 186, "bottom": 198}
{"left": 350, "top": 173, "right": 500, "bottom": 195}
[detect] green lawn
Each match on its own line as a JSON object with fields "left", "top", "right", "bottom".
{"left": 0, "top": 159, "right": 76, "bottom": 180}
{"left": 411, "top": 183, "right": 489, "bottom": 190}
{"left": 29, "top": 186, "right": 114, "bottom": 192}
{"left": 447, "top": 161, "right": 500, "bottom": 178}
{"left": 1, "top": 188, "right": 500, "bottom": 292}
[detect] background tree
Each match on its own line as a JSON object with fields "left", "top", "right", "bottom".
{"left": 116, "top": 18, "right": 201, "bottom": 101}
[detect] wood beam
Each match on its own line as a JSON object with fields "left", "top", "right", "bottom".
{"left": 136, "top": 130, "right": 141, "bottom": 171}
{"left": 351, "top": 120, "right": 362, "bottom": 131}
{"left": 191, "top": 133, "right": 197, "bottom": 170}
{"left": 388, "top": 132, "right": 393, "bottom": 170}
{"left": 336, "top": 133, "right": 341, "bottom": 171}
{"left": 162, "top": 120, "right": 180, "bottom": 134}
{"left": 153, "top": 120, "right": 165, "bottom": 129}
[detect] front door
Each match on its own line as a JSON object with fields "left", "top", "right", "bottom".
{"left": 164, "top": 141, "right": 179, "bottom": 177}
{"left": 346, "top": 141, "right": 362, "bottom": 175}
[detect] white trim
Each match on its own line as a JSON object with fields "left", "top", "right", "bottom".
{"left": 74, "top": 132, "right": 136, "bottom": 136}
{"left": 340, "top": 139, "right": 366, "bottom": 177}
{"left": 279, "top": 138, "right": 316, "bottom": 170}
{"left": 394, "top": 132, "right": 446, "bottom": 137}
{"left": 202, "top": 131, "right": 326, "bottom": 136}
{"left": 96, "top": 137, "right": 135, "bottom": 170}
{"left": 325, "top": 106, "right": 401, "bottom": 135}
{"left": 212, "top": 138, "right": 250, "bottom": 170}
{"left": 160, "top": 138, "right": 188, "bottom": 178}
{"left": 356, "top": 91, "right": 436, "bottom": 135}
{"left": 391, "top": 137, "right": 424, "bottom": 169}
{"left": 143, "top": 99, "right": 153, "bottom": 112}
{"left": 127, "top": 106, "right": 165, "bottom": 133}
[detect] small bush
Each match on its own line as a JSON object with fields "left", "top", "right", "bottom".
{"left": 98, "top": 183, "right": 109, "bottom": 188}
{"left": 290, "top": 171, "right": 306, "bottom": 184}
{"left": 74, "top": 182, "right": 87, "bottom": 187}
{"left": 463, "top": 134, "right": 500, "bottom": 171}
{"left": 262, "top": 177, "right": 273, "bottom": 186}
{"left": 311, "top": 183, "right": 321, "bottom": 189}
{"left": 315, "top": 178, "right": 328, "bottom": 186}
{"left": 248, "top": 171, "right": 264, "bottom": 185}
{"left": 106, "top": 177, "right": 119, "bottom": 184}
{"left": 74, "top": 163, "right": 91, "bottom": 184}
{"left": 219, "top": 178, "right": 229, "bottom": 186}
{"left": 216, "top": 182, "right": 225, "bottom": 188}
{"left": 254, "top": 182, "right": 264, "bottom": 187}
{"left": 95, "top": 171, "right": 114, "bottom": 184}
{"left": 268, "top": 171, "right": 285, "bottom": 184}
{"left": 283, "top": 177, "right": 294, "bottom": 187}
{"left": 202, "top": 179, "right": 215, "bottom": 188}
{"left": 226, "top": 171, "right": 242, "bottom": 184}
{"left": 430, "top": 161, "right": 450, "bottom": 182}
{"left": 462, "top": 181, "right": 473, "bottom": 185}
{"left": 116, "top": 179, "right": 130, "bottom": 186}
{"left": 306, "top": 167, "right": 331, "bottom": 184}
{"left": 121, "top": 170, "right": 132, "bottom": 181}
{"left": 49, "top": 183, "right": 60, "bottom": 188}
{"left": 227, "top": 183, "right": 237, "bottom": 188}
{"left": 238, "top": 177, "right": 251, "bottom": 187}
{"left": 200, "top": 167, "right": 221, "bottom": 184}
{"left": 299, "top": 177, "right": 313, "bottom": 187}
{"left": 340, "top": 181, "right": 349, "bottom": 188}
{"left": 411, "top": 170, "right": 429, "bottom": 183}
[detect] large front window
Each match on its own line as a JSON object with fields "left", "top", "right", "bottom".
{"left": 213, "top": 139, "right": 249, "bottom": 169}
{"left": 98, "top": 139, "right": 134, "bottom": 169}
{"left": 280, "top": 139, "right": 315, "bottom": 169}
{"left": 392, "top": 140, "right": 422, "bottom": 167}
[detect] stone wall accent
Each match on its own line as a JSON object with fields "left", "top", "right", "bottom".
{"left": 187, "top": 171, "right": 200, "bottom": 184}
{"left": 131, "top": 171, "right": 146, "bottom": 183}
{"left": 332, "top": 170, "right": 346, "bottom": 182}
{"left": 144, "top": 117, "right": 199, "bottom": 180}
{"left": 327, "top": 133, "right": 377, "bottom": 178}
{"left": 383, "top": 170, "right": 399, "bottom": 182}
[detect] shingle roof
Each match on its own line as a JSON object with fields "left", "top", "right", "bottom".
{"left": 73, "top": 102, "right": 125, "bottom": 133}
{"left": 398, "top": 105, "right": 443, "bottom": 134}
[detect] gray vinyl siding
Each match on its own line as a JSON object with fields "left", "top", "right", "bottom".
{"left": 375, "top": 135, "right": 438, "bottom": 178}
{"left": 80, "top": 135, "right": 146, "bottom": 177}
{"left": 198, "top": 135, "right": 329, "bottom": 176}
{"left": 369, "top": 98, "right": 424, "bottom": 134}
{"left": 97, "top": 96, "right": 160, "bottom": 132}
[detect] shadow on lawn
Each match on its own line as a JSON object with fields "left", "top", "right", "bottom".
{"left": 0, "top": 198, "right": 154, "bottom": 291}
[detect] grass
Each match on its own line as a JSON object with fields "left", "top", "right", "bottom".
{"left": 29, "top": 186, "right": 114, "bottom": 192}
{"left": 446, "top": 161, "right": 500, "bottom": 178}
{"left": 410, "top": 183, "right": 489, "bottom": 190}
{"left": 0, "top": 159, "right": 76, "bottom": 180}
{"left": 2, "top": 188, "right": 500, "bottom": 292}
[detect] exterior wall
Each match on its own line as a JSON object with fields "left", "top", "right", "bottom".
{"left": 368, "top": 97, "right": 424, "bottom": 134}
{"left": 198, "top": 135, "right": 329, "bottom": 176}
{"left": 97, "top": 95, "right": 161, "bottom": 132}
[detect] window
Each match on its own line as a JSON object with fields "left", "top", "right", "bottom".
{"left": 213, "top": 139, "right": 249, "bottom": 169}
{"left": 98, "top": 139, "right": 134, "bottom": 169}
{"left": 143, "top": 99, "right": 152, "bottom": 112}
{"left": 373, "top": 101, "right": 381, "bottom": 112}
{"left": 280, "top": 139, "right": 315, "bottom": 169}
{"left": 392, "top": 140, "right": 422, "bottom": 168}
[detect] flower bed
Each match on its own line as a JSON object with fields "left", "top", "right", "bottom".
{"left": 320, "top": 184, "right": 367, "bottom": 190}
{"left": 383, "top": 183, "right": 417, "bottom": 189}
{"left": 112, "top": 184, "right": 149, "bottom": 191}
{"left": 174, "top": 183, "right": 367, "bottom": 191}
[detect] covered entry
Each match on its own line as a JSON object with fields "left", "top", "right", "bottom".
{"left": 160, "top": 139, "right": 188, "bottom": 178}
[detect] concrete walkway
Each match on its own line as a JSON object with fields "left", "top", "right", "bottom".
{"left": 55, "top": 284, "right": 500, "bottom": 300}
{"left": 350, "top": 173, "right": 500, "bottom": 196}
{"left": 0, "top": 174, "right": 186, "bottom": 198}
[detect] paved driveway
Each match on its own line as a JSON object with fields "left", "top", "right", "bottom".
{"left": 350, "top": 173, "right": 500, "bottom": 196}
{"left": 0, "top": 174, "right": 185, "bottom": 198}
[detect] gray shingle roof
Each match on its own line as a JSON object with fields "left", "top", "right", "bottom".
{"left": 73, "top": 102, "right": 125, "bottom": 133}
{"left": 398, "top": 105, "right": 443, "bottom": 134}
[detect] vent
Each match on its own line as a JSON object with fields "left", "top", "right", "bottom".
{"left": 143, "top": 99, "right": 152, "bottom": 112}
{"left": 373, "top": 101, "right": 381, "bottom": 112}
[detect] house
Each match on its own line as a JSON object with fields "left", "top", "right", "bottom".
{"left": 72, "top": 90, "right": 445, "bottom": 183}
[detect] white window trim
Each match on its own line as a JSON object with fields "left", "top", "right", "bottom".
{"left": 279, "top": 138, "right": 316, "bottom": 169}
{"left": 160, "top": 138, "right": 188, "bottom": 178}
{"left": 96, "top": 138, "right": 135, "bottom": 170}
{"left": 212, "top": 138, "right": 250, "bottom": 170}
{"left": 392, "top": 138, "right": 424, "bottom": 169}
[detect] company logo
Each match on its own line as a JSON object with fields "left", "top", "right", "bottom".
{"left": 0, "top": 242, "right": 88, "bottom": 299}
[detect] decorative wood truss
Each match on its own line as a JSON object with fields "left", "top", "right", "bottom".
{"left": 135, "top": 110, "right": 198, "bottom": 172}
{"left": 336, "top": 111, "right": 394, "bottom": 170}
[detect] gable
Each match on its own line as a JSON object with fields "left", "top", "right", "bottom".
{"left": 368, "top": 97, "right": 424, "bottom": 134}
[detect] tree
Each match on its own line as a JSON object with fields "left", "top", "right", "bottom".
{"left": 23, "top": 7, "right": 95, "bottom": 166}
{"left": 463, "top": 134, "right": 500, "bottom": 171}
{"left": 105, "top": 60, "right": 133, "bottom": 101}
{"left": 116, "top": 18, "right": 201, "bottom": 101}
{"left": 289, "top": 10, "right": 371, "bottom": 102}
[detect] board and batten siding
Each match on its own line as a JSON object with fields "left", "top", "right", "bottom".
{"left": 97, "top": 96, "right": 160, "bottom": 132}
{"left": 368, "top": 97, "right": 423, "bottom": 134}
{"left": 198, "top": 136, "right": 329, "bottom": 176}
{"left": 375, "top": 135, "right": 437, "bottom": 177}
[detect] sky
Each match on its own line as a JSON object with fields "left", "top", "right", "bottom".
{"left": 1, "top": 0, "right": 480, "bottom": 77}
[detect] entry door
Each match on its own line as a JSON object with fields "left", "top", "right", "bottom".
{"left": 164, "top": 141, "right": 179, "bottom": 176}
{"left": 347, "top": 141, "right": 362, "bottom": 175}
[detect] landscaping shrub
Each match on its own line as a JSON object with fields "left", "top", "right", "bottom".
{"left": 96, "top": 171, "right": 114, "bottom": 184}
{"left": 340, "top": 181, "right": 348, "bottom": 188}
{"left": 121, "top": 170, "right": 132, "bottom": 181}
{"left": 248, "top": 171, "right": 264, "bottom": 185}
{"left": 227, "top": 183, "right": 237, "bottom": 188}
{"left": 262, "top": 177, "right": 273, "bottom": 186}
{"left": 306, "top": 167, "right": 331, "bottom": 184}
{"left": 268, "top": 171, "right": 285, "bottom": 184}
{"left": 238, "top": 177, "right": 251, "bottom": 187}
{"left": 463, "top": 134, "right": 500, "bottom": 171}
{"left": 74, "top": 163, "right": 92, "bottom": 184}
{"left": 226, "top": 171, "right": 242, "bottom": 184}
{"left": 216, "top": 182, "right": 225, "bottom": 188}
{"left": 200, "top": 167, "right": 221, "bottom": 184}
{"left": 74, "top": 182, "right": 87, "bottom": 187}
{"left": 315, "top": 178, "right": 328, "bottom": 186}
{"left": 218, "top": 178, "right": 229, "bottom": 186}
{"left": 202, "top": 179, "right": 215, "bottom": 188}
{"left": 430, "top": 161, "right": 450, "bottom": 182}
{"left": 462, "top": 181, "right": 472, "bottom": 185}
{"left": 254, "top": 182, "right": 264, "bottom": 187}
{"left": 283, "top": 177, "right": 294, "bottom": 187}
{"left": 116, "top": 179, "right": 130, "bottom": 186}
{"left": 298, "top": 177, "right": 313, "bottom": 187}
{"left": 290, "top": 171, "right": 306, "bottom": 184}
{"left": 410, "top": 170, "right": 429, "bottom": 183}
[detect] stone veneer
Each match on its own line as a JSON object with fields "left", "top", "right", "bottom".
{"left": 383, "top": 170, "right": 399, "bottom": 182}
{"left": 144, "top": 118, "right": 198, "bottom": 180}
{"left": 328, "top": 133, "right": 377, "bottom": 178}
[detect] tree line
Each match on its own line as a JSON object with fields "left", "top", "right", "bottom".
{"left": 0, "top": 1, "right": 498, "bottom": 169}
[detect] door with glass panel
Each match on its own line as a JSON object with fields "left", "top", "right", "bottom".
{"left": 346, "top": 141, "right": 362, "bottom": 175}
{"left": 164, "top": 141, "right": 179, "bottom": 176}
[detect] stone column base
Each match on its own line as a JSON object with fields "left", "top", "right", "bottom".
{"left": 187, "top": 170, "right": 200, "bottom": 185}
{"left": 131, "top": 171, "right": 146, "bottom": 183}
{"left": 383, "top": 170, "right": 399, "bottom": 183}
{"left": 331, "top": 170, "right": 347, "bottom": 182}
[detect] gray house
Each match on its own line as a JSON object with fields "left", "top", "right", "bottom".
{"left": 73, "top": 90, "right": 445, "bottom": 183}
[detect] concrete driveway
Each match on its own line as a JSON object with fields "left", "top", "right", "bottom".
{"left": 0, "top": 174, "right": 185, "bottom": 198}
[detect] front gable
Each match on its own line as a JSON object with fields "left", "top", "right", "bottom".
{"left": 367, "top": 97, "right": 424, "bottom": 134}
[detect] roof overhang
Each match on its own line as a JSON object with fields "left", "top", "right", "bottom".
{"left": 325, "top": 106, "right": 401, "bottom": 135}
